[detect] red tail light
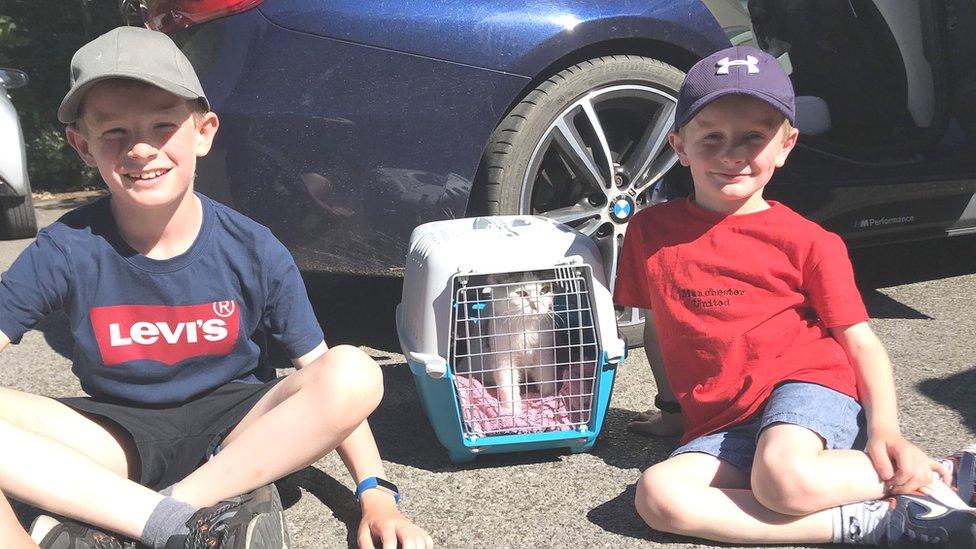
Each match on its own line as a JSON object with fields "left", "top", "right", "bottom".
{"left": 139, "top": 0, "right": 264, "bottom": 33}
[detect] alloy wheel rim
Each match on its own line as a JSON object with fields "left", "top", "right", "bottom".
{"left": 520, "top": 84, "right": 679, "bottom": 330}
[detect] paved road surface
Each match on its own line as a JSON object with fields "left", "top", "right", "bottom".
{"left": 4, "top": 193, "right": 976, "bottom": 548}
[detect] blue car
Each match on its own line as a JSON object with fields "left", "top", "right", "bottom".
{"left": 126, "top": 0, "right": 976, "bottom": 344}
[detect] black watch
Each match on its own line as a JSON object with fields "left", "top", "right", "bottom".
{"left": 654, "top": 395, "right": 681, "bottom": 414}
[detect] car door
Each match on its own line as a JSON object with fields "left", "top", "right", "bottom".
{"left": 747, "top": 0, "right": 976, "bottom": 245}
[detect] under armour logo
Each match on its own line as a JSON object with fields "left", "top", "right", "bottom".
{"left": 715, "top": 55, "right": 759, "bottom": 75}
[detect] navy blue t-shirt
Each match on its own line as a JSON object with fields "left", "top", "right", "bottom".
{"left": 0, "top": 193, "right": 324, "bottom": 405}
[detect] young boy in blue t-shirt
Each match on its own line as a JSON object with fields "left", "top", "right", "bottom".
{"left": 615, "top": 46, "right": 976, "bottom": 547}
{"left": 0, "top": 27, "right": 432, "bottom": 549}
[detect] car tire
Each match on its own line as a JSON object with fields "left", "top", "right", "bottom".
{"left": 0, "top": 193, "right": 37, "bottom": 240}
{"left": 475, "top": 55, "right": 686, "bottom": 347}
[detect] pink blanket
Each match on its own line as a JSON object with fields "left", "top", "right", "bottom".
{"left": 454, "top": 365, "right": 595, "bottom": 437}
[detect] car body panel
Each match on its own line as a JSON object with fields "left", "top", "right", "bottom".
{"left": 767, "top": 138, "right": 976, "bottom": 244}
{"left": 181, "top": 7, "right": 532, "bottom": 275}
{"left": 258, "top": 0, "right": 727, "bottom": 77}
{"left": 0, "top": 81, "right": 30, "bottom": 197}
{"left": 180, "top": 0, "right": 976, "bottom": 279}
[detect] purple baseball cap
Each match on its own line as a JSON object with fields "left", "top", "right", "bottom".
{"left": 675, "top": 45, "right": 795, "bottom": 129}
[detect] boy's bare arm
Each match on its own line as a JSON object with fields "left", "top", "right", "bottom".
{"left": 291, "top": 340, "right": 329, "bottom": 369}
{"left": 628, "top": 313, "right": 683, "bottom": 436}
{"left": 0, "top": 330, "right": 9, "bottom": 353}
{"left": 643, "top": 314, "right": 676, "bottom": 403}
{"left": 338, "top": 422, "right": 433, "bottom": 548}
{"left": 830, "top": 321, "right": 948, "bottom": 494}
{"left": 291, "top": 341, "right": 433, "bottom": 548}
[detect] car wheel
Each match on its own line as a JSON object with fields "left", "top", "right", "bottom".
{"left": 0, "top": 192, "right": 37, "bottom": 240}
{"left": 477, "top": 55, "right": 685, "bottom": 347}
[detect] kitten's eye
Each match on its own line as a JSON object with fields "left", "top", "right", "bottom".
{"left": 539, "top": 284, "right": 551, "bottom": 295}
{"left": 515, "top": 290, "right": 529, "bottom": 298}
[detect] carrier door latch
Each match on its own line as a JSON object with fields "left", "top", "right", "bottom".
{"left": 406, "top": 351, "right": 448, "bottom": 378}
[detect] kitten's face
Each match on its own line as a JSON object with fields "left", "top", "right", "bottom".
{"left": 486, "top": 272, "right": 555, "bottom": 315}
{"left": 504, "top": 281, "right": 553, "bottom": 314}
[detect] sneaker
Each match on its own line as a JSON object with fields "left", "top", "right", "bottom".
{"left": 178, "top": 484, "right": 289, "bottom": 549}
{"left": 29, "top": 515, "right": 137, "bottom": 549}
{"left": 942, "top": 444, "right": 976, "bottom": 506}
{"left": 882, "top": 492, "right": 976, "bottom": 547}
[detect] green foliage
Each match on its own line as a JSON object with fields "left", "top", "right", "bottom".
{"left": 1, "top": 0, "right": 122, "bottom": 191}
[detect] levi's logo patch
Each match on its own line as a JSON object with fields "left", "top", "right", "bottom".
{"left": 90, "top": 301, "right": 240, "bottom": 366}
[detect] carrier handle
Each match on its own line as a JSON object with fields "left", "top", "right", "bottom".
{"left": 395, "top": 303, "right": 449, "bottom": 379}
{"left": 556, "top": 255, "right": 585, "bottom": 266}
{"left": 472, "top": 216, "right": 519, "bottom": 235}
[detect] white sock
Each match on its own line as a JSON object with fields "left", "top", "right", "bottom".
{"left": 832, "top": 499, "right": 890, "bottom": 545}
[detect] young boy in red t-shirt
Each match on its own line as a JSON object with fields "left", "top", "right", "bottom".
{"left": 614, "top": 45, "right": 976, "bottom": 547}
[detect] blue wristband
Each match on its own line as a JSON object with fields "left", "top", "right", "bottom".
{"left": 355, "top": 476, "right": 401, "bottom": 504}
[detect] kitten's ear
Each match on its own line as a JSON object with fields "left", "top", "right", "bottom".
{"left": 515, "top": 290, "right": 529, "bottom": 298}
{"left": 539, "top": 284, "right": 552, "bottom": 295}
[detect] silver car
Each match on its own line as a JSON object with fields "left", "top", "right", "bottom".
{"left": 0, "top": 68, "right": 37, "bottom": 240}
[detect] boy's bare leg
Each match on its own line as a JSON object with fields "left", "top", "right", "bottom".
{"left": 751, "top": 423, "right": 885, "bottom": 514}
{"left": 637, "top": 452, "right": 836, "bottom": 543}
{"left": 637, "top": 425, "right": 890, "bottom": 543}
{"left": 170, "top": 345, "right": 383, "bottom": 507}
{"left": 0, "top": 490, "right": 38, "bottom": 549}
{"left": 0, "top": 387, "right": 164, "bottom": 539}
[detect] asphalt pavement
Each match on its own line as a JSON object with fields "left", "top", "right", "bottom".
{"left": 4, "top": 193, "right": 976, "bottom": 548}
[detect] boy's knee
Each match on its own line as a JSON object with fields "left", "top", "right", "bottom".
{"left": 751, "top": 453, "right": 822, "bottom": 515}
{"left": 309, "top": 345, "right": 383, "bottom": 409}
{"left": 635, "top": 467, "right": 692, "bottom": 533}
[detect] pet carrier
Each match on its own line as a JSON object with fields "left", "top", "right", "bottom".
{"left": 396, "top": 216, "right": 626, "bottom": 462}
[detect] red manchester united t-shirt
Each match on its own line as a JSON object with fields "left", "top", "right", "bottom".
{"left": 614, "top": 198, "right": 868, "bottom": 444}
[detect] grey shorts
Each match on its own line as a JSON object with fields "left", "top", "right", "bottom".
{"left": 671, "top": 382, "right": 867, "bottom": 472}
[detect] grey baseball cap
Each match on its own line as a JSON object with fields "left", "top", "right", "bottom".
{"left": 58, "top": 26, "right": 209, "bottom": 124}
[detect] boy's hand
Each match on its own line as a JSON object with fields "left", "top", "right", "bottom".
{"left": 866, "top": 429, "right": 950, "bottom": 495}
{"left": 627, "top": 409, "right": 683, "bottom": 437}
{"left": 358, "top": 491, "right": 434, "bottom": 549}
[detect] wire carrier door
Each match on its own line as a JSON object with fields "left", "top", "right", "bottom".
{"left": 450, "top": 266, "right": 600, "bottom": 437}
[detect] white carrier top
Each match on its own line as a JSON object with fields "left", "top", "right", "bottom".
{"left": 397, "top": 216, "right": 625, "bottom": 377}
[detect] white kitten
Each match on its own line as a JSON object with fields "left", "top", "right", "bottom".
{"left": 481, "top": 272, "right": 559, "bottom": 415}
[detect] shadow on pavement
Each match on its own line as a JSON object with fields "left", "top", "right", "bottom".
{"left": 861, "top": 289, "right": 931, "bottom": 320}
{"left": 276, "top": 468, "right": 361, "bottom": 548}
{"left": 587, "top": 407, "right": 679, "bottom": 471}
{"left": 304, "top": 273, "right": 402, "bottom": 352}
{"left": 917, "top": 367, "right": 976, "bottom": 435}
{"left": 586, "top": 483, "right": 691, "bottom": 544}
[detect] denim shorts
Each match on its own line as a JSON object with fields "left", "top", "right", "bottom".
{"left": 671, "top": 382, "right": 867, "bottom": 473}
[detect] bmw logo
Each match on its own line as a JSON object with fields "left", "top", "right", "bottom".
{"left": 609, "top": 196, "right": 635, "bottom": 223}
